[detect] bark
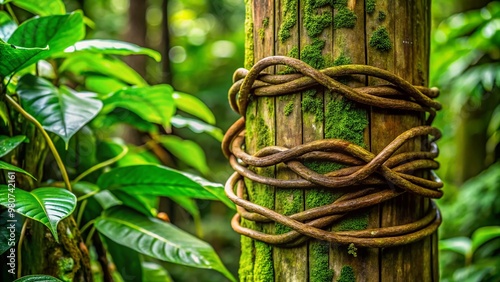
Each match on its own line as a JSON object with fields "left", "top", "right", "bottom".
{"left": 241, "top": 0, "right": 437, "bottom": 281}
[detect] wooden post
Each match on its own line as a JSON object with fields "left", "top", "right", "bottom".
{"left": 239, "top": 0, "right": 438, "bottom": 281}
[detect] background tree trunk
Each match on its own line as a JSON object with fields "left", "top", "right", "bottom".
{"left": 240, "top": 0, "right": 438, "bottom": 281}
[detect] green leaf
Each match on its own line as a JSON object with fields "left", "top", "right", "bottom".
{"left": 97, "top": 164, "right": 235, "bottom": 209}
{"left": 111, "top": 190, "right": 156, "bottom": 216}
{"left": 104, "top": 236, "right": 143, "bottom": 281}
{"left": 6, "top": 12, "right": 84, "bottom": 73}
{"left": 142, "top": 262, "right": 173, "bottom": 282}
{"left": 65, "top": 39, "right": 161, "bottom": 61}
{"left": 471, "top": 226, "right": 500, "bottom": 254}
{"left": 0, "top": 135, "right": 25, "bottom": 157}
{"left": 104, "top": 85, "right": 175, "bottom": 128}
{"left": 158, "top": 135, "right": 209, "bottom": 175}
{"left": 95, "top": 206, "right": 236, "bottom": 282}
{"left": 179, "top": 170, "right": 235, "bottom": 210}
{"left": 0, "top": 11, "right": 17, "bottom": 41}
{"left": 95, "top": 108, "right": 158, "bottom": 133}
{"left": 17, "top": 74, "right": 103, "bottom": 146}
{"left": 85, "top": 75, "right": 127, "bottom": 96}
{"left": 0, "top": 187, "right": 76, "bottom": 242}
{"left": 0, "top": 161, "right": 35, "bottom": 179}
{"left": 0, "top": 0, "right": 12, "bottom": 4}
{"left": 0, "top": 209, "right": 23, "bottom": 255}
{"left": 439, "top": 237, "right": 471, "bottom": 256}
{"left": 173, "top": 91, "right": 216, "bottom": 124}
{"left": 12, "top": 0, "right": 65, "bottom": 16}
{"left": 171, "top": 116, "right": 224, "bottom": 142}
{"left": 60, "top": 53, "right": 147, "bottom": 86}
{"left": 13, "top": 275, "right": 64, "bottom": 282}
{"left": 170, "top": 196, "right": 200, "bottom": 219}
{"left": 0, "top": 42, "right": 49, "bottom": 78}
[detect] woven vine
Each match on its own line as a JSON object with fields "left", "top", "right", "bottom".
{"left": 223, "top": 56, "right": 443, "bottom": 248}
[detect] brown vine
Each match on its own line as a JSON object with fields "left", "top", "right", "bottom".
{"left": 223, "top": 56, "right": 443, "bottom": 248}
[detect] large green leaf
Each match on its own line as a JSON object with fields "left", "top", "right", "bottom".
{"left": 0, "top": 209, "right": 23, "bottom": 255}
{"left": 96, "top": 165, "right": 234, "bottom": 209}
{"left": 0, "top": 42, "right": 48, "bottom": 78}
{"left": 13, "top": 275, "right": 63, "bottom": 282}
{"left": 173, "top": 91, "right": 216, "bottom": 124}
{"left": 12, "top": 0, "right": 65, "bottom": 16}
{"left": 65, "top": 39, "right": 161, "bottom": 61}
{"left": 17, "top": 74, "right": 103, "bottom": 145}
{"left": 0, "top": 160, "right": 35, "bottom": 179}
{"left": 95, "top": 206, "right": 236, "bottom": 282}
{"left": 95, "top": 108, "right": 158, "bottom": 133}
{"left": 59, "top": 53, "right": 147, "bottom": 86}
{"left": 171, "top": 116, "right": 223, "bottom": 142}
{"left": 0, "top": 135, "right": 25, "bottom": 157}
{"left": 471, "top": 226, "right": 500, "bottom": 254}
{"left": 0, "top": 11, "right": 17, "bottom": 41}
{"left": 5, "top": 12, "right": 84, "bottom": 75}
{"left": 111, "top": 190, "right": 156, "bottom": 216}
{"left": 104, "top": 85, "right": 175, "bottom": 128}
{"left": 158, "top": 135, "right": 209, "bottom": 175}
{"left": 0, "top": 187, "right": 76, "bottom": 242}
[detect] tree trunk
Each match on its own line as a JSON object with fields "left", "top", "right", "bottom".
{"left": 239, "top": 0, "right": 438, "bottom": 281}
{"left": 3, "top": 105, "right": 93, "bottom": 281}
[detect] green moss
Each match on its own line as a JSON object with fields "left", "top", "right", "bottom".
{"left": 276, "top": 189, "right": 303, "bottom": 234}
{"left": 378, "top": 11, "right": 386, "bottom": 22}
{"left": 239, "top": 234, "right": 255, "bottom": 281}
{"left": 302, "top": 89, "right": 324, "bottom": 122}
{"left": 347, "top": 243, "right": 358, "bottom": 257}
{"left": 366, "top": 0, "right": 376, "bottom": 14}
{"left": 310, "top": 242, "right": 334, "bottom": 282}
{"left": 369, "top": 26, "right": 392, "bottom": 52}
{"left": 304, "top": 0, "right": 334, "bottom": 38}
{"left": 244, "top": 0, "right": 254, "bottom": 69}
{"left": 258, "top": 17, "right": 270, "bottom": 41}
{"left": 304, "top": 160, "right": 343, "bottom": 174}
{"left": 256, "top": 117, "right": 270, "bottom": 148}
{"left": 284, "top": 101, "right": 294, "bottom": 116}
{"left": 281, "top": 46, "right": 300, "bottom": 74}
{"left": 325, "top": 98, "right": 368, "bottom": 145}
{"left": 337, "top": 265, "right": 356, "bottom": 282}
{"left": 301, "top": 39, "right": 326, "bottom": 69}
{"left": 278, "top": 0, "right": 298, "bottom": 42}
{"left": 262, "top": 17, "right": 270, "bottom": 28}
{"left": 254, "top": 241, "right": 274, "bottom": 281}
{"left": 333, "top": 211, "right": 369, "bottom": 231}
{"left": 334, "top": 7, "right": 357, "bottom": 29}
{"left": 333, "top": 0, "right": 348, "bottom": 9}
{"left": 333, "top": 52, "right": 352, "bottom": 66}
{"left": 57, "top": 257, "right": 75, "bottom": 282}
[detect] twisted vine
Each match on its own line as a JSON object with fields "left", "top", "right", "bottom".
{"left": 223, "top": 56, "right": 443, "bottom": 248}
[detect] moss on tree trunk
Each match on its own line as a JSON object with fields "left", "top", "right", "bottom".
{"left": 240, "top": 0, "right": 438, "bottom": 281}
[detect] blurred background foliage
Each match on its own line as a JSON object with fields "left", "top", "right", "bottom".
{"left": 61, "top": 0, "right": 500, "bottom": 281}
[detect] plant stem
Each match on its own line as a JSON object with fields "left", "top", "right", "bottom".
{"left": 79, "top": 219, "right": 95, "bottom": 235}
{"left": 73, "top": 145, "right": 129, "bottom": 183}
{"left": 5, "top": 95, "right": 72, "bottom": 191}
{"left": 5, "top": 3, "right": 18, "bottom": 25}
{"left": 77, "top": 190, "right": 100, "bottom": 202}
{"left": 17, "top": 219, "right": 29, "bottom": 278}
{"left": 76, "top": 200, "right": 88, "bottom": 227}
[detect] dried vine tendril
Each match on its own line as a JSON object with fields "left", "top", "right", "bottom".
{"left": 223, "top": 56, "right": 443, "bottom": 248}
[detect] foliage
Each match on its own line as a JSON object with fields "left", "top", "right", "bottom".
{"left": 440, "top": 226, "right": 500, "bottom": 282}
{"left": 0, "top": 1, "right": 235, "bottom": 281}
{"left": 431, "top": 2, "right": 500, "bottom": 281}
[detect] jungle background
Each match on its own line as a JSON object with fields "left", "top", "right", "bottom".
{"left": 1, "top": 0, "right": 499, "bottom": 281}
